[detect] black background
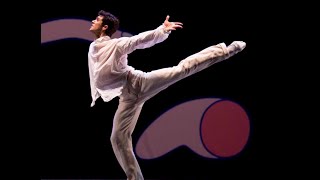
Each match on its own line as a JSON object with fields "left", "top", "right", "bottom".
{"left": 39, "top": 1, "right": 311, "bottom": 179}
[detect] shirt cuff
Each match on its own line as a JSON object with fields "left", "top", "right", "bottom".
{"left": 158, "top": 25, "right": 171, "bottom": 34}
{"left": 164, "top": 29, "right": 171, "bottom": 34}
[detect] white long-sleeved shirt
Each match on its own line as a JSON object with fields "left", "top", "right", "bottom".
{"left": 88, "top": 25, "right": 170, "bottom": 107}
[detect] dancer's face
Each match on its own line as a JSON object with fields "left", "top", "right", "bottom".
{"left": 89, "top": 15, "right": 105, "bottom": 33}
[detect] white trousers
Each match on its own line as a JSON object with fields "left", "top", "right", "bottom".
{"left": 110, "top": 42, "right": 237, "bottom": 180}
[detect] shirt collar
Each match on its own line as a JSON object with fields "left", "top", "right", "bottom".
{"left": 95, "top": 36, "right": 111, "bottom": 43}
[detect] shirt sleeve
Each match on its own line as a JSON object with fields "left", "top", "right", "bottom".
{"left": 116, "top": 25, "right": 169, "bottom": 55}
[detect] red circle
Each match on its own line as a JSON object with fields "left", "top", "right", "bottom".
{"left": 201, "top": 100, "right": 250, "bottom": 157}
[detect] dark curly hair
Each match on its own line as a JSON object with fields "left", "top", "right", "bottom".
{"left": 98, "top": 10, "right": 120, "bottom": 37}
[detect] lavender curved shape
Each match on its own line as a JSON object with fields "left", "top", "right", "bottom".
{"left": 135, "top": 98, "right": 221, "bottom": 159}
{"left": 41, "top": 19, "right": 132, "bottom": 44}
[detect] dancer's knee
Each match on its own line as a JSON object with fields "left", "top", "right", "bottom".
{"left": 110, "top": 131, "right": 131, "bottom": 146}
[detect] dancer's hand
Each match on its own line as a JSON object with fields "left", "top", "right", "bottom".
{"left": 163, "top": 15, "right": 183, "bottom": 33}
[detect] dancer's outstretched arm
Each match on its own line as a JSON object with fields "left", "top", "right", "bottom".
{"left": 116, "top": 15, "right": 183, "bottom": 54}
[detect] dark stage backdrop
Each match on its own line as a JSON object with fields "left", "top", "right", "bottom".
{"left": 39, "top": 1, "right": 289, "bottom": 179}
